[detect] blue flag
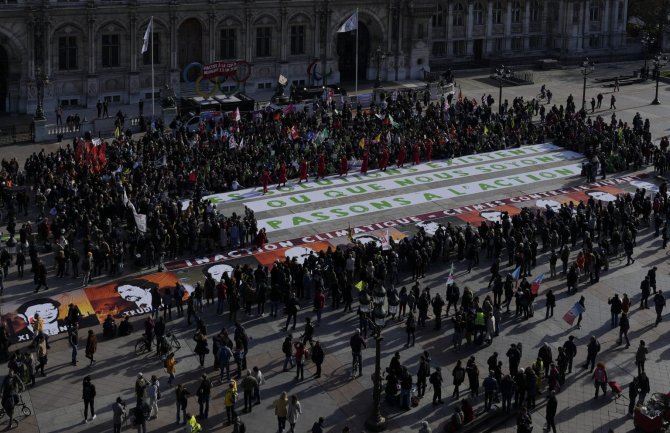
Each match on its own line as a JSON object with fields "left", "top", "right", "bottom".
{"left": 511, "top": 266, "right": 521, "bottom": 281}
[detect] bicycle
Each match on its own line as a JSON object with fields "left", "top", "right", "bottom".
{"left": 0, "top": 394, "right": 32, "bottom": 418}
{"left": 134, "top": 335, "right": 151, "bottom": 356}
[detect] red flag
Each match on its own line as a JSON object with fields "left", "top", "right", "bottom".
{"left": 188, "top": 171, "right": 197, "bottom": 183}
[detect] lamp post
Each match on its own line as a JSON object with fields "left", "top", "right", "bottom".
{"left": 641, "top": 33, "right": 656, "bottom": 79}
{"left": 652, "top": 54, "right": 668, "bottom": 105}
{"left": 365, "top": 283, "right": 387, "bottom": 432}
{"left": 581, "top": 58, "right": 595, "bottom": 111}
{"left": 373, "top": 46, "right": 387, "bottom": 88}
{"left": 493, "top": 65, "right": 507, "bottom": 115}
{"left": 33, "top": 66, "right": 50, "bottom": 121}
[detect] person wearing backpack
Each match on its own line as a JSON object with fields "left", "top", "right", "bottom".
{"left": 224, "top": 380, "right": 238, "bottom": 426}
{"left": 430, "top": 367, "right": 443, "bottom": 404}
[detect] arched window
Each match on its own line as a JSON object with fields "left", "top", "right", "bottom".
{"left": 474, "top": 2, "right": 485, "bottom": 25}
{"left": 493, "top": 1, "right": 503, "bottom": 25}
{"left": 530, "top": 0, "right": 542, "bottom": 22}
{"left": 432, "top": 4, "right": 445, "bottom": 28}
{"left": 512, "top": 0, "right": 522, "bottom": 24}
{"left": 590, "top": 0, "right": 602, "bottom": 21}
{"left": 453, "top": 2, "right": 465, "bottom": 27}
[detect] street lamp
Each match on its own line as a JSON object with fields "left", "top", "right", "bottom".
{"left": 33, "top": 66, "right": 50, "bottom": 121}
{"left": 641, "top": 33, "right": 657, "bottom": 79}
{"left": 365, "top": 283, "right": 387, "bottom": 432}
{"left": 493, "top": 65, "right": 507, "bottom": 115}
{"left": 652, "top": 53, "right": 668, "bottom": 105}
{"left": 581, "top": 58, "right": 595, "bottom": 111}
{"left": 373, "top": 46, "right": 387, "bottom": 88}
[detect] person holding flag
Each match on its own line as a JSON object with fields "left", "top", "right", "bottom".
{"left": 563, "top": 296, "right": 586, "bottom": 329}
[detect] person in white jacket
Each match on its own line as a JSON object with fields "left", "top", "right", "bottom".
{"left": 287, "top": 395, "right": 302, "bottom": 433}
{"left": 252, "top": 366, "right": 264, "bottom": 404}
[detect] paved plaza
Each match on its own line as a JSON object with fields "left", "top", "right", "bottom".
{"left": 1, "top": 61, "right": 670, "bottom": 433}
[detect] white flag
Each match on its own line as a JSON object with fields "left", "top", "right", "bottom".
{"left": 141, "top": 17, "right": 153, "bottom": 54}
{"left": 134, "top": 213, "right": 147, "bottom": 233}
{"left": 337, "top": 11, "right": 358, "bottom": 33}
{"left": 234, "top": 107, "right": 241, "bottom": 122}
{"left": 278, "top": 75, "right": 288, "bottom": 86}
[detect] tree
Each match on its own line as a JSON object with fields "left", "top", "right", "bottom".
{"left": 628, "top": 0, "right": 669, "bottom": 41}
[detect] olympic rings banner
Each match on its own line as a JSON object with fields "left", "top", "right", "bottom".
{"left": 183, "top": 60, "right": 252, "bottom": 98}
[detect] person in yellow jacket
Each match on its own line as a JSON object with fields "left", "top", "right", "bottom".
{"left": 165, "top": 352, "right": 177, "bottom": 387}
{"left": 273, "top": 391, "right": 288, "bottom": 432}
{"left": 224, "top": 380, "right": 238, "bottom": 426}
{"left": 185, "top": 413, "right": 202, "bottom": 432}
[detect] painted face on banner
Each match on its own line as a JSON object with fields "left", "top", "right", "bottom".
{"left": 536, "top": 199, "right": 562, "bottom": 212}
{"left": 480, "top": 210, "right": 504, "bottom": 223}
{"left": 23, "top": 302, "right": 59, "bottom": 325}
{"left": 18, "top": 300, "right": 62, "bottom": 336}
{"left": 416, "top": 221, "right": 440, "bottom": 236}
{"left": 587, "top": 190, "right": 617, "bottom": 202}
{"left": 630, "top": 180, "right": 659, "bottom": 193}
{"left": 353, "top": 234, "right": 382, "bottom": 248}
{"left": 285, "top": 246, "right": 316, "bottom": 265}
{"left": 205, "top": 264, "right": 235, "bottom": 282}
{"left": 116, "top": 284, "right": 152, "bottom": 307}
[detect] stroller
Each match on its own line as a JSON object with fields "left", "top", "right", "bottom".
{"left": 608, "top": 381, "right": 624, "bottom": 400}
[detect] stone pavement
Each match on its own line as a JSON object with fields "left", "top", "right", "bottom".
{"left": 1, "top": 60, "right": 670, "bottom": 433}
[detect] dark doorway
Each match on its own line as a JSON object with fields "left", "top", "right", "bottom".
{"left": 337, "top": 22, "right": 370, "bottom": 82}
{"left": 178, "top": 18, "right": 203, "bottom": 80}
{"left": 473, "top": 39, "right": 483, "bottom": 61}
{"left": 0, "top": 46, "right": 7, "bottom": 114}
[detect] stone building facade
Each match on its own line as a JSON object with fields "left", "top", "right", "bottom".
{"left": 0, "top": 0, "right": 629, "bottom": 116}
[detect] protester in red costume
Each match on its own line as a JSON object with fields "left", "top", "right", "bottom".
{"left": 298, "top": 159, "right": 309, "bottom": 184}
{"left": 277, "top": 162, "right": 287, "bottom": 189}
{"left": 339, "top": 154, "right": 348, "bottom": 177}
{"left": 360, "top": 150, "right": 369, "bottom": 175}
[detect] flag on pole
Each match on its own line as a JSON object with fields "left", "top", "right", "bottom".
{"left": 141, "top": 17, "right": 153, "bottom": 54}
{"left": 511, "top": 266, "right": 521, "bottom": 281}
{"left": 347, "top": 223, "right": 354, "bottom": 242}
{"left": 355, "top": 280, "right": 366, "bottom": 292}
{"left": 530, "top": 273, "right": 545, "bottom": 296}
{"left": 380, "top": 229, "right": 391, "bottom": 250}
{"left": 337, "top": 11, "right": 358, "bottom": 33}
{"left": 446, "top": 262, "right": 455, "bottom": 287}
{"left": 233, "top": 107, "right": 241, "bottom": 122}
{"left": 562, "top": 302, "right": 586, "bottom": 325}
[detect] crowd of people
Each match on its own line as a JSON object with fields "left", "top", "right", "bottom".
{"left": 0, "top": 79, "right": 667, "bottom": 432}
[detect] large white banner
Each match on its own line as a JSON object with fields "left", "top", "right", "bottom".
{"left": 247, "top": 150, "right": 583, "bottom": 213}
{"left": 180, "top": 143, "right": 562, "bottom": 209}
{"left": 258, "top": 164, "right": 581, "bottom": 232}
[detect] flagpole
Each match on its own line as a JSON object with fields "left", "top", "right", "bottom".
{"left": 354, "top": 8, "right": 359, "bottom": 101}
{"left": 150, "top": 16, "right": 155, "bottom": 120}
